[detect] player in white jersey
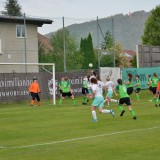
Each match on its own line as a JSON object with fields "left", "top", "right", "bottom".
{"left": 97, "top": 76, "right": 105, "bottom": 91}
{"left": 88, "top": 71, "right": 97, "bottom": 99}
{"left": 90, "top": 77, "right": 114, "bottom": 122}
{"left": 105, "top": 76, "right": 118, "bottom": 106}
{"left": 90, "top": 70, "right": 97, "bottom": 79}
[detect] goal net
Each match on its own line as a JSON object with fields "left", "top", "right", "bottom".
{"left": 0, "top": 63, "right": 56, "bottom": 105}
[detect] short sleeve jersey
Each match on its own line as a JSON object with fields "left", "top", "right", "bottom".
{"left": 157, "top": 81, "right": 160, "bottom": 91}
{"left": 98, "top": 80, "right": 104, "bottom": 87}
{"left": 127, "top": 80, "right": 133, "bottom": 88}
{"left": 116, "top": 84, "right": 129, "bottom": 98}
{"left": 105, "top": 81, "right": 114, "bottom": 90}
{"left": 61, "top": 80, "right": 71, "bottom": 93}
{"left": 147, "top": 77, "right": 152, "bottom": 87}
{"left": 82, "top": 80, "right": 88, "bottom": 88}
{"left": 59, "top": 81, "right": 64, "bottom": 89}
{"left": 135, "top": 79, "right": 141, "bottom": 89}
{"left": 151, "top": 77, "right": 159, "bottom": 87}
{"left": 92, "top": 83, "right": 103, "bottom": 97}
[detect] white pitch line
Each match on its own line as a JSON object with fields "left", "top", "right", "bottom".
{"left": 0, "top": 125, "right": 160, "bottom": 150}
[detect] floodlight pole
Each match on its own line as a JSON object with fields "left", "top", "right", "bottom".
{"left": 23, "top": 13, "right": 27, "bottom": 72}
{"left": 112, "top": 17, "right": 115, "bottom": 67}
{"left": 97, "top": 17, "right": 100, "bottom": 70}
{"left": 63, "top": 17, "right": 67, "bottom": 72}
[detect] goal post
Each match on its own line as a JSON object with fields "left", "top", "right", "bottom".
{"left": 0, "top": 63, "right": 56, "bottom": 105}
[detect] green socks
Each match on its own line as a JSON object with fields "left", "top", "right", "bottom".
{"left": 82, "top": 97, "right": 85, "bottom": 103}
{"left": 73, "top": 99, "right": 77, "bottom": 106}
{"left": 58, "top": 98, "right": 62, "bottom": 106}
{"left": 153, "top": 98, "right": 157, "bottom": 105}
{"left": 149, "top": 94, "right": 152, "bottom": 101}
{"left": 136, "top": 94, "right": 139, "bottom": 101}
{"left": 58, "top": 98, "right": 77, "bottom": 106}
{"left": 118, "top": 105, "right": 124, "bottom": 111}
{"left": 130, "top": 109, "right": 136, "bottom": 117}
{"left": 84, "top": 97, "right": 87, "bottom": 103}
{"left": 82, "top": 97, "right": 88, "bottom": 104}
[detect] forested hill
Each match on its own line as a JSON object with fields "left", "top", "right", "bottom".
{"left": 46, "top": 10, "right": 150, "bottom": 50}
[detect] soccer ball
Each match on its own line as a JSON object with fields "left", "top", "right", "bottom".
{"left": 89, "top": 63, "right": 93, "bottom": 67}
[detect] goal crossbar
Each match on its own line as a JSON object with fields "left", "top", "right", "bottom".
{"left": 0, "top": 63, "right": 55, "bottom": 66}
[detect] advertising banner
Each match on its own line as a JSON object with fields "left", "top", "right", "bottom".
{"left": 0, "top": 71, "right": 88, "bottom": 102}
{"left": 100, "top": 67, "right": 121, "bottom": 85}
{"left": 122, "top": 67, "right": 160, "bottom": 89}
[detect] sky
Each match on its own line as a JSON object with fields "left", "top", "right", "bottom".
{"left": 0, "top": 0, "right": 160, "bottom": 34}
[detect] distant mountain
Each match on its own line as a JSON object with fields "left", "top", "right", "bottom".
{"left": 46, "top": 10, "right": 150, "bottom": 51}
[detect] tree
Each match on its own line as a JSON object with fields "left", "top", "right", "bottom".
{"left": 79, "top": 33, "right": 97, "bottom": 69}
{"left": 114, "top": 42, "right": 129, "bottom": 67}
{"left": 40, "top": 28, "right": 83, "bottom": 72}
{"left": 66, "top": 51, "right": 84, "bottom": 71}
{"left": 100, "top": 31, "right": 115, "bottom": 67}
{"left": 101, "top": 31, "right": 114, "bottom": 50}
{"left": 141, "top": 5, "right": 160, "bottom": 45}
{"left": 132, "top": 55, "right": 137, "bottom": 68}
{"left": 50, "top": 28, "right": 77, "bottom": 55}
{"left": 100, "top": 54, "right": 113, "bottom": 67}
{"left": 100, "top": 31, "right": 129, "bottom": 67}
{"left": 1, "top": 0, "right": 22, "bottom": 16}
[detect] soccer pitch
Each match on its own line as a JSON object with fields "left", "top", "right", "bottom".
{"left": 0, "top": 91, "right": 160, "bottom": 160}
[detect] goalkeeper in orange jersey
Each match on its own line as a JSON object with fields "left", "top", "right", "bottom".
{"left": 29, "top": 77, "right": 41, "bottom": 106}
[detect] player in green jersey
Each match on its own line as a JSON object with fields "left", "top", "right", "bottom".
{"left": 116, "top": 79, "right": 136, "bottom": 120}
{"left": 134, "top": 75, "right": 141, "bottom": 101}
{"left": 82, "top": 76, "right": 89, "bottom": 105}
{"left": 58, "top": 76, "right": 65, "bottom": 98}
{"left": 150, "top": 73, "right": 159, "bottom": 107}
{"left": 58, "top": 76, "right": 77, "bottom": 106}
{"left": 146, "top": 75, "right": 152, "bottom": 102}
{"left": 124, "top": 73, "right": 133, "bottom": 95}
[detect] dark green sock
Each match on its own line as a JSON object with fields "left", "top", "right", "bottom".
{"left": 73, "top": 99, "right": 77, "bottom": 106}
{"left": 84, "top": 97, "right": 87, "bottom": 103}
{"left": 118, "top": 105, "right": 124, "bottom": 111}
{"left": 149, "top": 94, "right": 152, "bottom": 101}
{"left": 58, "top": 98, "right": 62, "bottom": 106}
{"left": 153, "top": 98, "right": 157, "bottom": 105}
{"left": 136, "top": 94, "right": 139, "bottom": 101}
{"left": 130, "top": 109, "right": 136, "bottom": 117}
{"left": 82, "top": 97, "right": 85, "bottom": 103}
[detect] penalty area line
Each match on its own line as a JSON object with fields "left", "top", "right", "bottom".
{"left": 1, "top": 125, "right": 160, "bottom": 150}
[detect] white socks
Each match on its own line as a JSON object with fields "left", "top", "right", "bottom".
{"left": 111, "top": 99, "right": 118, "bottom": 102}
{"left": 102, "top": 109, "right": 110, "bottom": 113}
{"left": 92, "top": 110, "right": 97, "bottom": 120}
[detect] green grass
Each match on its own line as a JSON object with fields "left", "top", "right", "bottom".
{"left": 0, "top": 90, "right": 160, "bottom": 160}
